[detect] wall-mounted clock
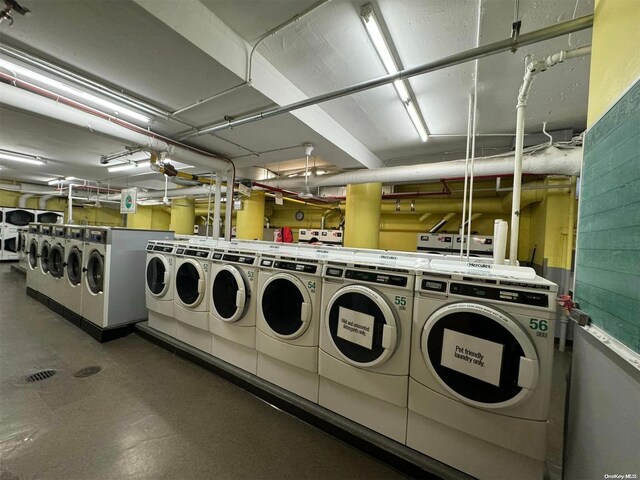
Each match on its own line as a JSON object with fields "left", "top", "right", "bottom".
{"left": 295, "top": 210, "right": 304, "bottom": 221}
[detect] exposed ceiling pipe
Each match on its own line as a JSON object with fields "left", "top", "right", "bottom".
{"left": 17, "top": 193, "right": 34, "bottom": 208}
{"left": 184, "top": 14, "right": 593, "bottom": 138}
{"left": 0, "top": 76, "right": 233, "bottom": 174}
{"left": 429, "top": 213, "right": 456, "bottom": 233}
{"left": 104, "top": 185, "right": 227, "bottom": 202}
{"left": 510, "top": 44, "right": 591, "bottom": 262}
{"left": 38, "top": 194, "right": 55, "bottom": 209}
{"left": 260, "top": 146, "right": 581, "bottom": 189}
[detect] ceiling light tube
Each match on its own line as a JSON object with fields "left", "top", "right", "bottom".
{"left": 0, "top": 152, "right": 45, "bottom": 165}
{"left": 0, "top": 58, "right": 151, "bottom": 123}
{"left": 360, "top": 4, "right": 429, "bottom": 143}
{"left": 107, "top": 160, "right": 150, "bottom": 173}
{"left": 47, "top": 179, "right": 62, "bottom": 185}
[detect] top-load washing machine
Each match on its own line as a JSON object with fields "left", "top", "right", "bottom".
{"left": 25, "top": 224, "right": 40, "bottom": 292}
{"left": 37, "top": 224, "right": 55, "bottom": 300}
{"left": 255, "top": 243, "right": 325, "bottom": 402}
{"left": 209, "top": 242, "right": 260, "bottom": 374}
{"left": 173, "top": 243, "right": 213, "bottom": 352}
{"left": 318, "top": 250, "right": 417, "bottom": 443}
{"left": 407, "top": 269, "right": 558, "bottom": 480}
{"left": 145, "top": 240, "right": 181, "bottom": 337}
{"left": 47, "top": 225, "right": 67, "bottom": 312}
{"left": 62, "top": 225, "right": 85, "bottom": 323}
{"left": 81, "top": 227, "right": 173, "bottom": 340}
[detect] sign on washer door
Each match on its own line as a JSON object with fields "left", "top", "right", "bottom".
{"left": 337, "top": 307, "right": 374, "bottom": 349}
{"left": 440, "top": 329, "right": 504, "bottom": 386}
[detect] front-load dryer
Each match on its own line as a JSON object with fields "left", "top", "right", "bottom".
{"left": 37, "top": 224, "right": 54, "bottom": 300}
{"left": 146, "top": 240, "right": 179, "bottom": 337}
{"left": 256, "top": 244, "right": 323, "bottom": 402}
{"left": 62, "top": 225, "right": 85, "bottom": 322}
{"left": 209, "top": 243, "right": 259, "bottom": 374}
{"left": 318, "top": 252, "right": 415, "bottom": 443}
{"left": 16, "top": 227, "right": 28, "bottom": 268}
{"left": 407, "top": 270, "right": 558, "bottom": 480}
{"left": 173, "top": 243, "right": 213, "bottom": 352}
{"left": 25, "top": 224, "right": 40, "bottom": 292}
{"left": 47, "top": 225, "right": 67, "bottom": 311}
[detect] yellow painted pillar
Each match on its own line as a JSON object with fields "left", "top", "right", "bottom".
{"left": 344, "top": 182, "right": 382, "bottom": 249}
{"left": 127, "top": 206, "right": 153, "bottom": 229}
{"left": 170, "top": 197, "right": 195, "bottom": 234}
{"left": 236, "top": 191, "right": 265, "bottom": 240}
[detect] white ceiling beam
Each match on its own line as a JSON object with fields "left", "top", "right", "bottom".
{"left": 132, "top": 0, "right": 383, "bottom": 170}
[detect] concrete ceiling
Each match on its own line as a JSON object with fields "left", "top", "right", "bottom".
{"left": 0, "top": 0, "right": 593, "bottom": 190}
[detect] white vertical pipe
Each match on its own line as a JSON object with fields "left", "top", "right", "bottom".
{"left": 224, "top": 174, "right": 233, "bottom": 240}
{"left": 459, "top": 94, "right": 473, "bottom": 259}
{"left": 67, "top": 185, "right": 73, "bottom": 223}
{"left": 510, "top": 102, "right": 526, "bottom": 262}
{"left": 466, "top": 71, "right": 479, "bottom": 260}
{"left": 213, "top": 176, "right": 222, "bottom": 239}
{"left": 206, "top": 173, "right": 213, "bottom": 238}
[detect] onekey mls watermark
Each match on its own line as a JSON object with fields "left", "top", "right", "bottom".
{"left": 604, "top": 474, "right": 637, "bottom": 479}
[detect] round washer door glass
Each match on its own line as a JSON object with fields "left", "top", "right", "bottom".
{"left": 261, "top": 274, "right": 311, "bottom": 339}
{"left": 211, "top": 266, "right": 246, "bottom": 322}
{"left": 326, "top": 285, "right": 398, "bottom": 367}
{"left": 86, "top": 250, "right": 104, "bottom": 294}
{"left": 28, "top": 240, "right": 38, "bottom": 269}
{"left": 49, "top": 244, "right": 65, "bottom": 278}
{"left": 422, "top": 302, "right": 539, "bottom": 408}
{"left": 66, "top": 248, "right": 82, "bottom": 286}
{"left": 146, "top": 256, "right": 170, "bottom": 297}
{"left": 176, "top": 261, "right": 205, "bottom": 307}
{"left": 40, "top": 242, "right": 51, "bottom": 274}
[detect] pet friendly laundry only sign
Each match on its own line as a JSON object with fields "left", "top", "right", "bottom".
{"left": 440, "top": 329, "right": 504, "bottom": 386}
{"left": 337, "top": 307, "right": 374, "bottom": 350}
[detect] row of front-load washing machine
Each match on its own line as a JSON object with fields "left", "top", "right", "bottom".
{"left": 146, "top": 237, "right": 559, "bottom": 480}
{"left": 24, "top": 223, "right": 172, "bottom": 340}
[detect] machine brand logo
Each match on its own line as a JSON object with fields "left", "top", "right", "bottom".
{"left": 467, "top": 262, "right": 492, "bottom": 269}
{"left": 381, "top": 255, "right": 398, "bottom": 260}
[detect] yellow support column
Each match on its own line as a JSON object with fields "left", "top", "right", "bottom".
{"left": 127, "top": 206, "right": 153, "bottom": 229}
{"left": 236, "top": 191, "right": 265, "bottom": 240}
{"left": 170, "top": 197, "right": 195, "bottom": 235}
{"left": 344, "top": 183, "right": 382, "bottom": 249}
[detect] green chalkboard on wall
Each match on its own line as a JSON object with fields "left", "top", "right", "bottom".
{"left": 575, "top": 79, "right": 640, "bottom": 353}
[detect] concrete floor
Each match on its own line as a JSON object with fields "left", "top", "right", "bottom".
{"left": 0, "top": 262, "right": 572, "bottom": 479}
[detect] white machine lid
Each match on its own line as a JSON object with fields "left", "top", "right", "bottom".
{"left": 260, "top": 273, "right": 312, "bottom": 339}
{"left": 211, "top": 265, "right": 247, "bottom": 323}
{"left": 422, "top": 302, "right": 539, "bottom": 409}
{"left": 325, "top": 284, "right": 398, "bottom": 367}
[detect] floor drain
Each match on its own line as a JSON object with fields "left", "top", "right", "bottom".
{"left": 26, "top": 370, "right": 57, "bottom": 383}
{"left": 73, "top": 366, "right": 102, "bottom": 378}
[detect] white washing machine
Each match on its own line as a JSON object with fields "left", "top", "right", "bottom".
{"left": 453, "top": 234, "right": 494, "bottom": 257}
{"left": 25, "top": 223, "right": 40, "bottom": 292}
{"left": 318, "top": 251, "right": 416, "bottom": 443}
{"left": 145, "top": 240, "right": 179, "bottom": 337}
{"left": 47, "top": 225, "right": 67, "bottom": 309}
{"left": 62, "top": 225, "right": 85, "bottom": 321}
{"left": 407, "top": 270, "right": 558, "bottom": 480}
{"left": 81, "top": 227, "right": 172, "bottom": 335}
{"left": 209, "top": 244, "right": 260, "bottom": 374}
{"left": 37, "top": 224, "right": 55, "bottom": 299}
{"left": 256, "top": 244, "right": 324, "bottom": 402}
{"left": 36, "top": 210, "right": 64, "bottom": 225}
{"left": 416, "top": 233, "right": 454, "bottom": 254}
{"left": 3, "top": 208, "right": 35, "bottom": 228}
{"left": 173, "top": 243, "right": 213, "bottom": 352}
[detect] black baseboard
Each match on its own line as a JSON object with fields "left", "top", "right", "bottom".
{"left": 80, "top": 319, "right": 136, "bottom": 343}
{"left": 26, "top": 287, "right": 38, "bottom": 299}
{"left": 62, "top": 308, "right": 82, "bottom": 327}
{"left": 49, "top": 299, "right": 65, "bottom": 316}
{"left": 136, "top": 324, "right": 472, "bottom": 480}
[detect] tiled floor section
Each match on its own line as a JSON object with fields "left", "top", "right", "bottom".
{"left": 0, "top": 263, "right": 572, "bottom": 479}
{"left": 0, "top": 264, "right": 405, "bottom": 480}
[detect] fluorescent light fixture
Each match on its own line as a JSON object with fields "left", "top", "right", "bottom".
{"left": 360, "top": 4, "right": 428, "bottom": 142}
{"left": 0, "top": 58, "right": 151, "bottom": 123}
{"left": 64, "top": 176, "right": 77, "bottom": 181}
{"left": 0, "top": 152, "right": 45, "bottom": 165}
{"left": 47, "top": 178, "right": 61, "bottom": 185}
{"left": 107, "top": 160, "right": 150, "bottom": 173}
